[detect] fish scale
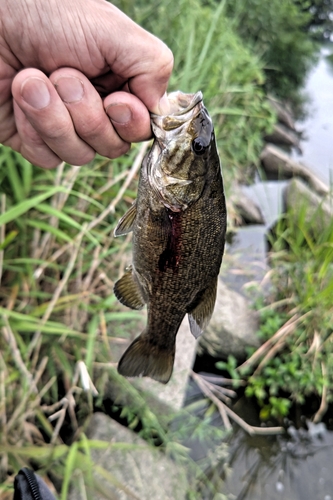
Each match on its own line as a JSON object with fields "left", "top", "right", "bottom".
{"left": 114, "top": 91, "right": 227, "bottom": 383}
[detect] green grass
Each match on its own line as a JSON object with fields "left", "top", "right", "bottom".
{"left": 2, "top": 0, "right": 319, "bottom": 495}
{"left": 0, "top": 145, "right": 149, "bottom": 494}
{"left": 218, "top": 197, "right": 333, "bottom": 423}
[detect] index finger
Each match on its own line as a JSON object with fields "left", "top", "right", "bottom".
{"left": 127, "top": 35, "right": 174, "bottom": 115}
{"left": 101, "top": 5, "right": 174, "bottom": 115}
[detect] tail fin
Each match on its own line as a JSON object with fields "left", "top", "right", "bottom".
{"left": 117, "top": 334, "right": 175, "bottom": 384}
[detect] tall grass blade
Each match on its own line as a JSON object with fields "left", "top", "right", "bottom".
{"left": 197, "top": 0, "right": 226, "bottom": 70}
{"left": 0, "top": 187, "right": 68, "bottom": 225}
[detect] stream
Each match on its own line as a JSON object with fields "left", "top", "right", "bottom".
{"left": 185, "top": 45, "right": 333, "bottom": 499}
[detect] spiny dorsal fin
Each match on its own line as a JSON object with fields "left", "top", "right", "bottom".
{"left": 188, "top": 277, "right": 218, "bottom": 338}
{"left": 114, "top": 266, "right": 145, "bottom": 310}
{"left": 114, "top": 200, "right": 137, "bottom": 237}
{"left": 118, "top": 333, "right": 175, "bottom": 384}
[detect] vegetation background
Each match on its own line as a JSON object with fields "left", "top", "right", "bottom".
{"left": 0, "top": 0, "right": 332, "bottom": 497}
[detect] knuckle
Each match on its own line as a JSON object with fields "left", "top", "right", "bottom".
{"left": 155, "top": 43, "right": 174, "bottom": 78}
{"left": 41, "top": 158, "right": 63, "bottom": 169}
{"left": 43, "top": 121, "right": 74, "bottom": 141}
{"left": 76, "top": 115, "right": 107, "bottom": 141}
{"left": 21, "top": 145, "right": 61, "bottom": 169}
{"left": 107, "top": 143, "right": 130, "bottom": 159}
{"left": 74, "top": 150, "right": 96, "bottom": 166}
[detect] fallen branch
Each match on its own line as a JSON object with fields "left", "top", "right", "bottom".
{"left": 191, "top": 371, "right": 284, "bottom": 436}
{"left": 191, "top": 371, "right": 232, "bottom": 431}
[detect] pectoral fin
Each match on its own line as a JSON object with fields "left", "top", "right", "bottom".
{"left": 114, "top": 201, "right": 137, "bottom": 237}
{"left": 188, "top": 277, "right": 218, "bottom": 338}
{"left": 114, "top": 266, "right": 145, "bottom": 310}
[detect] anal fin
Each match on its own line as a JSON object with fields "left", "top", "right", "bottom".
{"left": 188, "top": 277, "right": 218, "bottom": 338}
{"left": 114, "top": 266, "right": 145, "bottom": 310}
{"left": 114, "top": 200, "right": 137, "bottom": 237}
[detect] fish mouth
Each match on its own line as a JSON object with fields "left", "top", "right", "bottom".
{"left": 167, "top": 91, "right": 203, "bottom": 116}
{"left": 151, "top": 91, "right": 204, "bottom": 133}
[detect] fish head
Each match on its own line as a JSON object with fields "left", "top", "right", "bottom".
{"left": 148, "top": 91, "right": 218, "bottom": 211}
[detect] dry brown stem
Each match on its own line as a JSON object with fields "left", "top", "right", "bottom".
{"left": 238, "top": 313, "right": 308, "bottom": 373}
{"left": 28, "top": 233, "right": 84, "bottom": 361}
{"left": 313, "top": 363, "right": 328, "bottom": 423}
{"left": 86, "top": 141, "right": 149, "bottom": 233}
{"left": 191, "top": 371, "right": 285, "bottom": 436}
{"left": 2, "top": 317, "right": 37, "bottom": 393}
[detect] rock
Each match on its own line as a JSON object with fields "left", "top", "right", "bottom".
{"left": 230, "top": 184, "right": 265, "bottom": 225}
{"left": 283, "top": 178, "right": 333, "bottom": 232}
{"left": 268, "top": 178, "right": 333, "bottom": 251}
{"left": 264, "top": 124, "right": 300, "bottom": 149}
{"left": 260, "top": 144, "right": 329, "bottom": 196}
{"left": 68, "top": 413, "right": 189, "bottom": 500}
{"left": 197, "top": 278, "right": 261, "bottom": 361}
{"left": 268, "top": 96, "right": 296, "bottom": 131}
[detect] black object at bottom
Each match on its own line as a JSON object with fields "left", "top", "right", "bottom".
{"left": 14, "top": 468, "right": 56, "bottom": 500}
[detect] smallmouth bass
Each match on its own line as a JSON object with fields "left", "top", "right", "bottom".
{"left": 114, "top": 91, "right": 226, "bottom": 384}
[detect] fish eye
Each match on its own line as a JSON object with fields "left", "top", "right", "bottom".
{"left": 192, "top": 137, "right": 209, "bottom": 156}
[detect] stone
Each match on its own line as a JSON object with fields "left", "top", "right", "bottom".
{"left": 229, "top": 184, "right": 265, "bottom": 225}
{"left": 268, "top": 96, "right": 296, "bottom": 131}
{"left": 197, "top": 278, "right": 261, "bottom": 361}
{"left": 68, "top": 413, "right": 189, "bottom": 500}
{"left": 260, "top": 144, "right": 329, "bottom": 196}
{"left": 283, "top": 177, "right": 333, "bottom": 232}
{"left": 264, "top": 124, "right": 300, "bottom": 149}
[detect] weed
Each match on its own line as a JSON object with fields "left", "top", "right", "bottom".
{"left": 216, "top": 200, "right": 333, "bottom": 423}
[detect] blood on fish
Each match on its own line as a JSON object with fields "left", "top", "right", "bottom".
{"left": 158, "top": 210, "right": 182, "bottom": 272}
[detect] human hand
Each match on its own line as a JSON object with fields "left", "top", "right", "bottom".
{"left": 0, "top": 0, "right": 173, "bottom": 168}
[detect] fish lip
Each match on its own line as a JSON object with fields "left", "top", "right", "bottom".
{"left": 151, "top": 91, "right": 203, "bottom": 118}
{"left": 151, "top": 91, "right": 204, "bottom": 135}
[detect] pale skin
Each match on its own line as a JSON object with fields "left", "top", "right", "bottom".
{"left": 0, "top": 0, "right": 173, "bottom": 168}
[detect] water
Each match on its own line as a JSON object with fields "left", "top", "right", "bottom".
{"left": 292, "top": 45, "right": 333, "bottom": 185}
{"left": 224, "top": 424, "right": 333, "bottom": 499}
{"left": 184, "top": 379, "right": 333, "bottom": 500}
{"left": 190, "top": 45, "right": 333, "bottom": 499}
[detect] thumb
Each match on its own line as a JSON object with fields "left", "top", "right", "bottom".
{"left": 127, "top": 36, "right": 173, "bottom": 115}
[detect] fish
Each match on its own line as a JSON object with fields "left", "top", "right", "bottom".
{"left": 114, "top": 90, "right": 227, "bottom": 384}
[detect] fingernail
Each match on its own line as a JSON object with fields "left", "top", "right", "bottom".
{"left": 21, "top": 78, "right": 51, "bottom": 109}
{"left": 106, "top": 103, "right": 132, "bottom": 124}
{"left": 55, "top": 76, "right": 84, "bottom": 103}
{"left": 158, "top": 93, "right": 170, "bottom": 115}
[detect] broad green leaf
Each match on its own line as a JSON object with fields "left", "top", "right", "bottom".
{"left": 0, "top": 187, "right": 68, "bottom": 226}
